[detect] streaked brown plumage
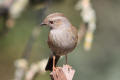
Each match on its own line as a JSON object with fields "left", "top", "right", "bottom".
{"left": 40, "top": 12, "right": 78, "bottom": 71}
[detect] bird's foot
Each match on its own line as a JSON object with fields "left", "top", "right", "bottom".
{"left": 53, "top": 66, "right": 57, "bottom": 71}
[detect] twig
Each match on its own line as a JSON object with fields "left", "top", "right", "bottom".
{"left": 25, "top": 59, "right": 48, "bottom": 80}
{"left": 14, "top": 59, "right": 28, "bottom": 80}
{"left": 50, "top": 65, "right": 75, "bottom": 80}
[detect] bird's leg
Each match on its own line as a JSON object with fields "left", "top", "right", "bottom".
{"left": 65, "top": 55, "right": 68, "bottom": 65}
{"left": 53, "top": 56, "right": 56, "bottom": 71}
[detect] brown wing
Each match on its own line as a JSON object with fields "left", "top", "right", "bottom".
{"left": 70, "top": 26, "right": 78, "bottom": 46}
{"left": 47, "top": 32, "right": 53, "bottom": 49}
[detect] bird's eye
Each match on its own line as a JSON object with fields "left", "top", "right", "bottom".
{"left": 49, "top": 21, "right": 54, "bottom": 24}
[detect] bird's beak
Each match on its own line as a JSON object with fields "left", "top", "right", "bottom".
{"left": 40, "top": 18, "right": 48, "bottom": 26}
{"left": 40, "top": 22, "right": 47, "bottom": 26}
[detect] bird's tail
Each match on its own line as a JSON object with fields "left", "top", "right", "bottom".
{"left": 45, "top": 53, "right": 60, "bottom": 71}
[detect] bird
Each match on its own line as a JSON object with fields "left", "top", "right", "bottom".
{"left": 40, "top": 12, "right": 78, "bottom": 71}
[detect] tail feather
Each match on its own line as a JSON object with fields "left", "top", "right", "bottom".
{"left": 45, "top": 54, "right": 60, "bottom": 71}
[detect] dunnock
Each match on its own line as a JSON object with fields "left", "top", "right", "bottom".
{"left": 40, "top": 13, "right": 78, "bottom": 71}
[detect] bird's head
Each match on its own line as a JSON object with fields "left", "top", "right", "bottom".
{"left": 40, "top": 12, "right": 71, "bottom": 29}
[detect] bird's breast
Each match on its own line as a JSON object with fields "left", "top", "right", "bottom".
{"left": 48, "top": 28, "right": 78, "bottom": 55}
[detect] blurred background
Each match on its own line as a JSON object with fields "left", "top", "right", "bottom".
{"left": 0, "top": 0, "right": 120, "bottom": 80}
